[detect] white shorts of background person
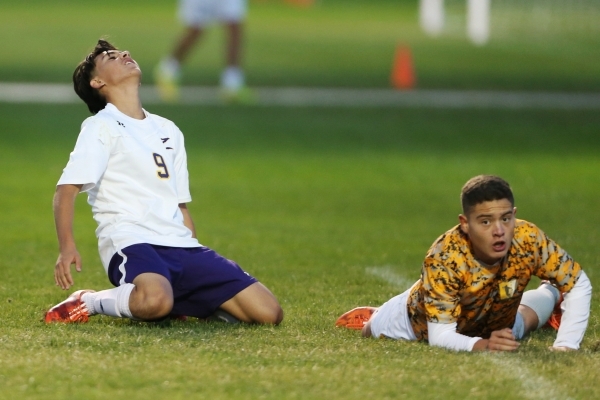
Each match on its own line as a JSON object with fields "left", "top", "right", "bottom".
{"left": 178, "top": 0, "right": 247, "bottom": 27}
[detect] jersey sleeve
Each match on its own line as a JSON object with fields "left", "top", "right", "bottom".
{"left": 422, "top": 245, "right": 463, "bottom": 324}
{"left": 428, "top": 321, "right": 481, "bottom": 351}
{"left": 554, "top": 270, "right": 592, "bottom": 349}
{"left": 172, "top": 124, "right": 192, "bottom": 204}
{"left": 57, "top": 118, "right": 111, "bottom": 192}
{"left": 527, "top": 223, "right": 582, "bottom": 293}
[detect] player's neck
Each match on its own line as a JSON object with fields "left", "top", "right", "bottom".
{"left": 104, "top": 83, "right": 145, "bottom": 120}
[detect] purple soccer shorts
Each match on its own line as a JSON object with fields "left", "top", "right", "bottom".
{"left": 108, "top": 244, "right": 258, "bottom": 318}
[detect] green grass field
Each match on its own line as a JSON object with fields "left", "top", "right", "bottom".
{"left": 0, "top": 1, "right": 600, "bottom": 399}
{"left": 1, "top": 104, "right": 599, "bottom": 399}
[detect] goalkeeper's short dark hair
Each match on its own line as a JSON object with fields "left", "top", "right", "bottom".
{"left": 461, "top": 175, "right": 514, "bottom": 215}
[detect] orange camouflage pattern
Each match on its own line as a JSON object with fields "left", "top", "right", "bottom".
{"left": 406, "top": 219, "right": 581, "bottom": 341}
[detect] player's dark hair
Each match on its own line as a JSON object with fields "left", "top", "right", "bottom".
{"left": 73, "top": 39, "right": 117, "bottom": 114}
{"left": 461, "top": 175, "right": 514, "bottom": 214}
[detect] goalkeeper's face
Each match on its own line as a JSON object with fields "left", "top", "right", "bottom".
{"left": 458, "top": 199, "right": 516, "bottom": 265}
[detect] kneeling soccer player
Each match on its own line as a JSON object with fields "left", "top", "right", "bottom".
{"left": 337, "top": 175, "right": 591, "bottom": 352}
{"left": 45, "top": 39, "right": 283, "bottom": 325}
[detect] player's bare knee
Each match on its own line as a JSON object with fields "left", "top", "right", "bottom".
{"left": 131, "top": 273, "right": 174, "bottom": 319}
{"left": 256, "top": 304, "right": 284, "bottom": 325}
{"left": 131, "top": 288, "right": 173, "bottom": 320}
{"left": 271, "top": 305, "right": 284, "bottom": 325}
{"left": 145, "top": 292, "right": 173, "bottom": 318}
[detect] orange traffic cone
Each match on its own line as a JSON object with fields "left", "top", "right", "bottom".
{"left": 391, "top": 45, "right": 416, "bottom": 89}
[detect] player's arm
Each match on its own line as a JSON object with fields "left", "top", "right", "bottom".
{"left": 53, "top": 184, "right": 83, "bottom": 290}
{"left": 473, "top": 328, "right": 520, "bottom": 351}
{"left": 552, "top": 270, "right": 592, "bottom": 350}
{"left": 428, "top": 323, "right": 519, "bottom": 352}
{"left": 531, "top": 226, "right": 592, "bottom": 350}
{"left": 421, "top": 257, "right": 473, "bottom": 352}
{"left": 422, "top": 247, "right": 520, "bottom": 352}
{"left": 179, "top": 203, "right": 197, "bottom": 238}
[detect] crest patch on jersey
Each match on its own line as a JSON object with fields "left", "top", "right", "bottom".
{"left": 499, "top": 279, "right": 517, "bottom": 299}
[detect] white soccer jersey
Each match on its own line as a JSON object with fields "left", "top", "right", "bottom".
{"left": 58, "top": 103, "right": 200, "bottom": 271}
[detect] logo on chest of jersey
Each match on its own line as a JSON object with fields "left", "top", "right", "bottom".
{"left": 161, "top": 137, "right": 173, "bottom": 150}
{"left": 117, "top": 121, "right": 125, "bottom": 127}
{"left": 499, "top": 279, "right": 518, "bottom": 299}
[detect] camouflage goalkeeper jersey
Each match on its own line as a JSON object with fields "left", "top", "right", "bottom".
{"left": 406, "top": 219, "right": 581, "bottom": 341}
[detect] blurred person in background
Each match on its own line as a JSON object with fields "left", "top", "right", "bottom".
{"left": 154, "top": 0, "right": 251, "bottom": 103}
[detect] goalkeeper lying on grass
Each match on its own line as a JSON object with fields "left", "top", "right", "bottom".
{"left": 337, "top": 175, "right": 591, "bottom": 352}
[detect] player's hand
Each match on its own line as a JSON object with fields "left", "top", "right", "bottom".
{"left": 54, "top": 248, "right": 82, "bottom": 290}
{"left": 487, "top": 328, "right": 520, "bottom": 352}
{"left": 549, "top": 346, "right": 576, "bottom": 352}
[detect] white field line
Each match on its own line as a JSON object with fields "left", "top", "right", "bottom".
{"left": 485, "top": 354, "right": 572, "bottom": 400}
{"left": 365, "top": 266, "right": 415, "bottom": 291}
{"left": 366, "top": 265, "right": 572, "bottom": 399}
{"left": 1, "top": 82, "right": 600, "bottom": 109}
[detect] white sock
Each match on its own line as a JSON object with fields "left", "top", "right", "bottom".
{"left": 81, "top": 284, "right": 135, "bottom": 319}
{"left": 520, "top": 283, "right": 560, "bottom": 329}
{"left": 159, "top": 57, "right": 181, "bottom": 79}
{"left": 220, "top": 66, "right": 244, "bottom": 90}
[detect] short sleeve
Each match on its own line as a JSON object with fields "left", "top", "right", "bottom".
{"left": 57, "top": 118, "right": 111, "bottom": 192}
{"left": 172, "top": 124, "right": 192, "bottom": 204}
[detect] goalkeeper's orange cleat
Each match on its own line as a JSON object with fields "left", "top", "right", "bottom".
{"left": 45, "top": 290, "right": 95, "bottom": 323}
{"left": 335, "top": 307, "right": 377, "bottom": 330}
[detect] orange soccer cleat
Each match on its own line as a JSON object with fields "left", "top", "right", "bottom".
{"left": 335, "top": 306, "right": 377, "bottom": 330}
{"left": 45, "top": 290, "right": 95, "bottom": 323}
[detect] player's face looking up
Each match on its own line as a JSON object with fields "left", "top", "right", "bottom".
{"left": 458, "top": 199, "right": 516, "bottom": 265}
{"left": 91, "top": 50, "right": 141, "bottom": 90}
